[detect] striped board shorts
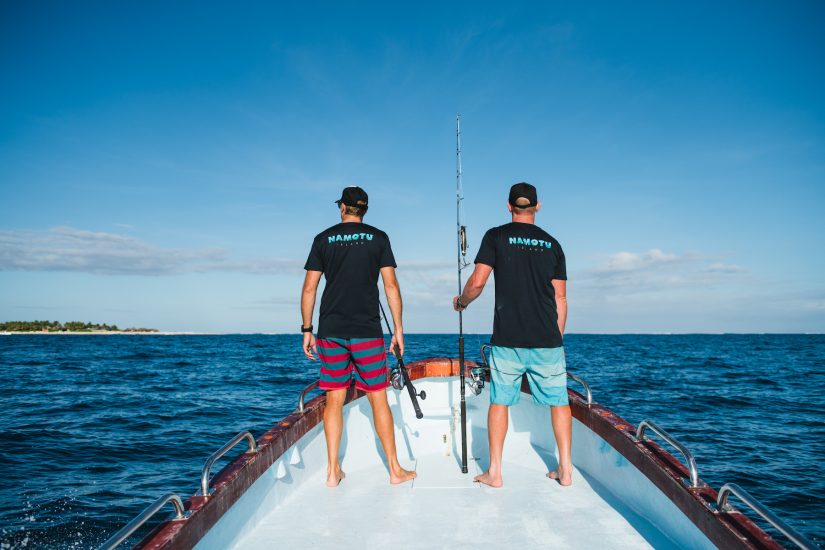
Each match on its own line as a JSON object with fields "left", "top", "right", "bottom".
{"left": 316, "top": 337, "right": 389, "bottom": 392}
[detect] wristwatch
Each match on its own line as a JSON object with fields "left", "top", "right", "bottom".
{"left": 300, "top": 325, "right": 313, "bottom": 333}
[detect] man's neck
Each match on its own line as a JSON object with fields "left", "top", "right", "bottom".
{"left": 511, "top": 214, "right": 535, "bottom": 224}
{"left": 341, "top": 215, "right": 363, "bottom": 223}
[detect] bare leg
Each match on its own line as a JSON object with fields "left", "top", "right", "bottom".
{"left": 546, "top": 405, "right": 573, "bottom": 486}
{"left": 474, "top": 403, "right": 508, "bottom": 488}
{"left": 366, "top": 389, "right": 416, "bottom": 484}
{"left": 323, "top": 388, "right": 347, "bottom": 487}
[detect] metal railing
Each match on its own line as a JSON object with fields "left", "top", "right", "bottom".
{"left": 200, "top": 431, "right": 257, "bottom": 497}
{"left": 480, "top": 343, "right": 492, "bottom": 368}
{"left": 100, "top": 367, "right": 816, "bottom": 550}
{"left": 636, "top": 420, "right": 699, "bottom": 487}
{"left": 717, "top": 483, "right": 815, "bottom": 550}
{"left": 98, "top": 493, "right": 185, "bottom": 550}
{"left": 566, "top": 372, "right": 592, "bottom": 406}
{"left": 297, "top": 381, "right": 320, "bottom": 413}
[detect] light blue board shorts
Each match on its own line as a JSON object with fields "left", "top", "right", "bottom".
{"left": 490, "top": 346, "right": 568, "bottom": 407}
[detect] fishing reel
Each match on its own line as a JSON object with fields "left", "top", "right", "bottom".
{"left": 390, "top": 368, "right": 404, "bottom": 391}
{"left": 466, "top": 344, "right": 492, "bottom": 396}
{"left": 390, "top": 368, "right": 427, "bottom": 400}
{"left": 467, "top": 368, "right": 485, "bottom": 396}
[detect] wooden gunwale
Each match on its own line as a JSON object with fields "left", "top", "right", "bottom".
{"left": 547, "top": 377, "right": 783, "bottom": 550}
{"left": 136, "top": 357, "right": 783, "bottom": 550}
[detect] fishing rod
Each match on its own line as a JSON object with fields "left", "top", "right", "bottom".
{"left": 378, "top": 300, "right": 425, "bottom": 419}
{"left": 456, "top": 115, "right": 469, "bottom": 474}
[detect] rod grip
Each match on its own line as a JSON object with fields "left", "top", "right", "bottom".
{"left": 458, "top": 335, "right": 468, "bottom": 473}
{"left": 395, "top": 344, "right": 423, "bottom": 419}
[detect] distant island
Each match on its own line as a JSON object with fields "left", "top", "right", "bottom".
{"left": 0, "top": 321, "right": 159, "bottom": 333}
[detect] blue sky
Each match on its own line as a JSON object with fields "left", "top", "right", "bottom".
{"left": 1, "top": 1, "right": 823, "bottom": 333}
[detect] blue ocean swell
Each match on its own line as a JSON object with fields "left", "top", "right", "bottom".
{"left": 0, "top": 334, "right": 822, "bottom": 549}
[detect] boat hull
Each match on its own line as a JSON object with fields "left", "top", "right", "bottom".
{"left": 137, "top": 358, "right": 782, "bottom": 549}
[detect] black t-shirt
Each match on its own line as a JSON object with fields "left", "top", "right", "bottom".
{"left": 304, "top": 222, "right": 396, "bottom": 339}
{"left": 474, "top": 222, "right": 567, "bottom": 348}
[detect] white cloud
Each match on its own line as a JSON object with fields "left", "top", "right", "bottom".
{"left": 758, "top": 292, "right": 825, "bottom": 314}
{"left": 233, "top": 296, "right": 306, "bottom": 310}
{"left": 0, "top": 227, "right": 301, "bottom": 276}
{"left": 597, "top": 248, "right": 686, "bottom": 273}
{"left": 804, "top": 300, "right": 825, "bottom": 312}
{"left": 395, "top": 263, "right": 463, "bottom": 307}
{"left": 704, "top": 262, "right": 746, "bottom": 274}
{"left": 577, "top": 248, "right": 747, "bottom": 296}
{"left": 399, "top": 260, "right": 454, "bottom": 271}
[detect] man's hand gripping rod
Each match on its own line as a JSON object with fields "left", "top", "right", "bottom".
{"left": 378, "top": 301, "right": 426, "bottom": 419}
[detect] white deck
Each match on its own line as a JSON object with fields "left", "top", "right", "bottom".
{"left": 195, "top": 378, "right": 712, "bottom": 549}
{"left": 236, "top": 454, "right": 662, "bottom": 549}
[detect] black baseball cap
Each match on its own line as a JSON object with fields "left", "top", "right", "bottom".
{"left": 334, "top": 186, "right": 369, "bottom": 208}
{"left": 508, "top": 182, "right": 538, "bottom": 207}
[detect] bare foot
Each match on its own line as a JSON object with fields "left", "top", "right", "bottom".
{"left": 326, "top": 467, "right": 346, "bottom": 487}
{"left": 389, "top": 466, "right": 417, "bottom": 485}
{"left": 547, "top": 466, "right": 573, "bottom": 486}
{"left": 474, "top": 471, "right": 503, "bottom": 488}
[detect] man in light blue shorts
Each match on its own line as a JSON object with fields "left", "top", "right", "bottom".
{"left": 488, "top": 346, "right": 568, "bottom": 408}
{"left": 453, "top": 182, "right": 571, "bottom": 487}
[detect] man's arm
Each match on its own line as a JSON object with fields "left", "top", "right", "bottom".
{"left": 301, "top": 270, "right": 322, "bottom": 360}
{"left": 380, "top": 266, "right": 404, "bottom": 357}
{"left": 552, "top": 279, "right": 567, "bottom": 336}
{"left": 453, "top": 263, "right": 493, "bottom": 311}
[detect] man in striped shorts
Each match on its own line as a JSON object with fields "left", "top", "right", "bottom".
{"left": 301, "top": 186, "right": 416, "bottom": 487}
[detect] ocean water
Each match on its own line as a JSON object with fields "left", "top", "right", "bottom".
{"left": 0, "top": 334, "right": 823, "bottom": 549}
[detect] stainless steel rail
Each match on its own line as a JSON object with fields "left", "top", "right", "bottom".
{"left": 297, "top": 380, "right": 320, "bottom": 413}
{"left": 480, "top": 343, "right": 492, "bottom": 367}
{"left": 717, "top": 483, "right": 815, "bottom": 550}
{"left": 200, "top": 431, "right": 257, "bottom": 497}
{"left": 636, "top": 420, "right": 699, "bottom": 487}
{"left": 98, "top": 493, "right": 185, "bottom": 550}
{"left": 566, "top": 372, "right": 592, "bottom": 406}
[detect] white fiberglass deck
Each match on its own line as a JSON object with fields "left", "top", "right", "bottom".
{"left": 235, "top": 455, "right": 664, "bottom": 549}
{"left": 196, "top": 378, "right": 713, "bottom": 549}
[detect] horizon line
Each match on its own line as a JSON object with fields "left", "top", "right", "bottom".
{"left": 5, "top": 331, "right": 822, "bottom": 336}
